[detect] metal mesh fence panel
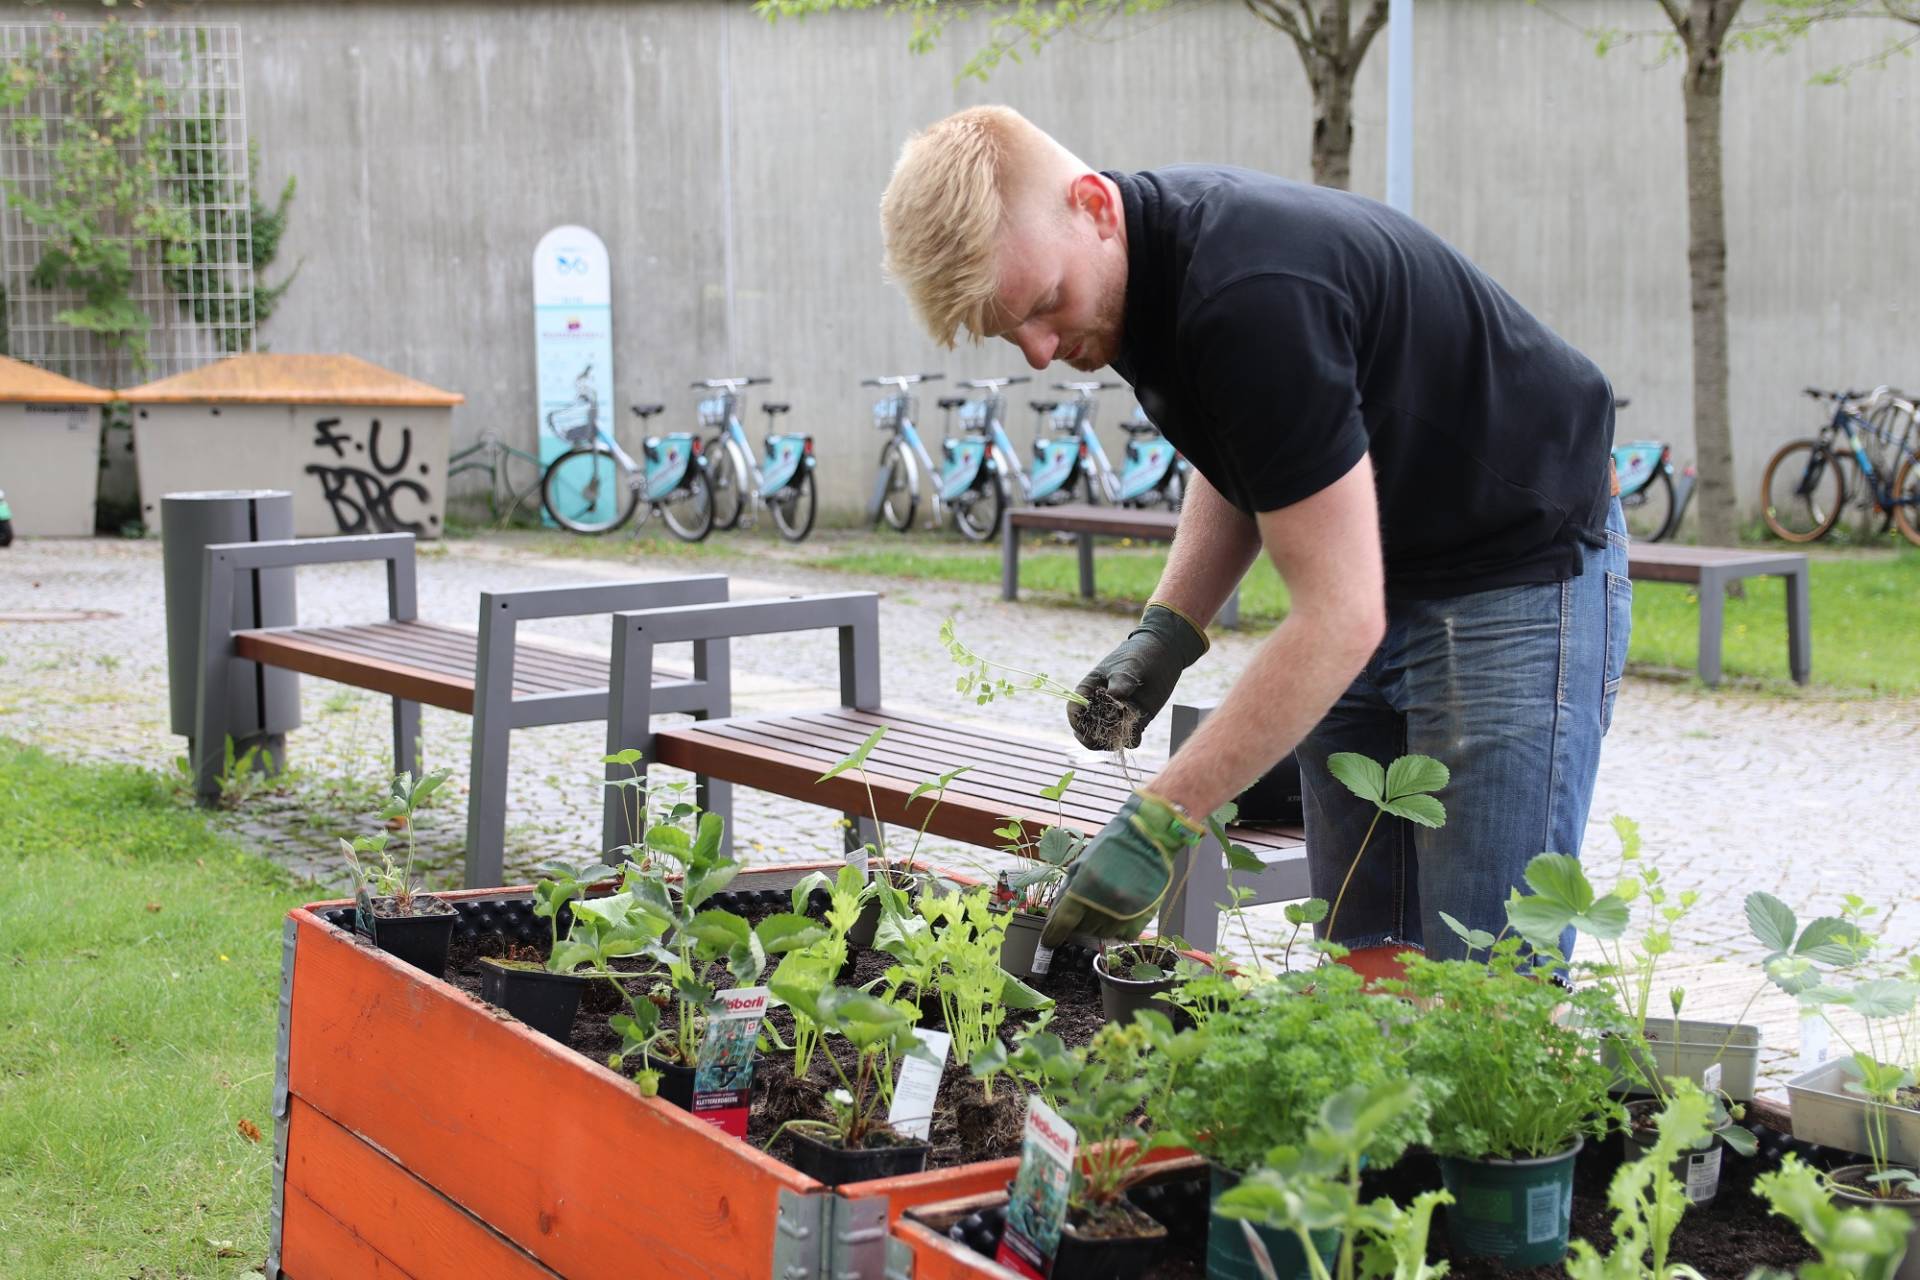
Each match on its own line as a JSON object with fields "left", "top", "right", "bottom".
{"left": 0, "top": 21, "right": 253, "bottom": 389}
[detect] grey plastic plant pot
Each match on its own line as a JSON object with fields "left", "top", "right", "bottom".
{"left": 1624, "top": 1100, "right": 1728, "bottom": 1206}
{"left": 1436, "top": 1136, "right": 1583, "bottom": 1267}
{"left": 1601, "top": 1019, "right": 1763, "bottom": 1101}
{"left": 998, "top": 910, "right": 1047, "bottom": 978}
{"left": 1828, "top": 1165, "right": 1920, "bottom": 1280}
{"left": 1788, "top": 1059, "right": 1920, "bottom": 1167}
{"left": 845, "top": 870, "right": 929, "bottom": 949}
{"left": 1205, "top": 1163, "right": 1338, "bottom": 1280}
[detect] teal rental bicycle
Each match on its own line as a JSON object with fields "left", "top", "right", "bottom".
{"left": 539, "top": 387, "right": 715, "bottom": 541}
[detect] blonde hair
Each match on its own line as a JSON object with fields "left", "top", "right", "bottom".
{"left": 880, "top": 105, "right": 1067, "bottom": 348}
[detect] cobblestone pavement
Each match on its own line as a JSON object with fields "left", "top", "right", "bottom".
{"left": 4, "top": 532, "right": 1914, "bottom": 1088}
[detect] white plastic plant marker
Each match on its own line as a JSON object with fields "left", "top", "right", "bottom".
{"left": 888, "top": 1028, "right": 951, "bottom": 1141}
{"left": 1799, "top": 1011, "right": 1830, "bottom": 1070}
{"left": 1703, "top": 1062, "right": 1723, "bottom": 1094}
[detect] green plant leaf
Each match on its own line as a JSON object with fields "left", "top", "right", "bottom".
{"left": 908, "top": 763, "right": 973, "bottom": 805}
{"left": 1327, "top": 753, "right": 1385, "bottom": 805}
{"left": 645, "top": 823, "right": 693, "bottom": 864}
{"left": 1439, "top": 911, "right": 1497, "bottom": 953}
{"left": 1796, "top": 916, "right": 1871, "bottom": 965}
{"left": 1284, "top": 898, "right": 1330, "bottom": 927}
{"left": 603, "top": 748, "right": 644, "bottom": 767}
{"left": 817, "top": 726, "right": 886, "bottom": 783}
{"left": 1380, "top": 794, "right": 1446, "bottom": 828}
{"left": 685, "top": 909, "right": 752, "bottom": 952}
{"left": 1039, "top": 770, "right": 1076, "bottom": 802}
{"left": 998, "top": 973, "right": 1054, "bottom": 1011}
{"left": 1384, "top": 755, "right": 1448, "bottom": 800}
{"left": 691, "top": 811, "right": 725, "bottom": 865}
{"left": 1745, "top": 892, "right": 1798, "bottom": 955}
{"left": 1035, "top": 826, "right": 1082, "bottom": 867}
{"left": 1224, "top": 843, "right": 1264, "bottom": 874}
{"left": 755, "top": 913, "right": 828, "bottom": 955}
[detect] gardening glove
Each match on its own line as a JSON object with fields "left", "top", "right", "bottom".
{"left": 1067, "top": 602, "right": 1209, "bottom": 751}
{"left": 1041, "top": 791, "right": 1205, "bottom": 947}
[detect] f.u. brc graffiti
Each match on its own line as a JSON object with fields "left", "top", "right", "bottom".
{"left": 304, "top": 416, "right": 438, "bottom": 534}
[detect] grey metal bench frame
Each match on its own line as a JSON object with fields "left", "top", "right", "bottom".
{"left": 1001, "top": 503, "right": 1241, "bottom": 628}
{"left": 1626, "top": 543, "right": 1811, "bottom": 687}
{"left": 604, "top": 592, "right": 1305, "bottom": 950}
{"left": 194, "top": 532, "right": 731, "bottom": 887}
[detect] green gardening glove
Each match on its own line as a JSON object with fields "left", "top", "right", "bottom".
{"left": 1041, "top": 791, "right": 1205, "bottom": 947}
{"left": 1067, "top": 602, "right": 1209, "bottom": 750}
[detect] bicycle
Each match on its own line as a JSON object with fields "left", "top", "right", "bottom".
{"left": 865, "top": 372, "right": 947, "bottom": 532}
{"left": 1113, "top": 403, "right": 1189, "bottom": 512}
{"left": 936, "top": 375, "right": 1033, "bottom": 541}
{"left": 1027, "top": 380, "right": 1122, "bottom": 505}
{"left": 1761, "top": 386, "right": 1920, "bottom": 546}
{"left": 1609, "top": 398, "right": 1696, "bottom": 542}
{"left": 691, "top": 376, "right": 817, "bottom": 542}
{"left": 446, "top": 429, "right": 547, "bottom": 526}
{"left": 539, "top": 391, "right": 715, "bottom": 541}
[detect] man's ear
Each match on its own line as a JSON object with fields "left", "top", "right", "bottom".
{"left": 1068, "top": 173, "right": 1121, "bottom": 239}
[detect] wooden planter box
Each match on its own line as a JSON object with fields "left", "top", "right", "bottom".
{"left": 269, "top": 863, "right": 1108, "bottom": 1279}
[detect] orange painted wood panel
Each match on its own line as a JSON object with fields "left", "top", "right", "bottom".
{"left": 282, "top": 1097, "right": 559, "bottom": 1279}
{"left": 286, "top": 910, "right": 815, "bottom": 1280}
{"left": 892, "top": 1217, "right": 1023, "bottom": 1279}
{"left": 280, "top": 1185, "right": 419, "bottom": 1280}
{"left": 843, "top": 1157, "right": 1021, "bottom": 1225}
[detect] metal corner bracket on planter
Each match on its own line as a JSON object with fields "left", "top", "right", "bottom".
{"left": 1603, "top": 1018, "right": 1764, "bottom": 1101}
{"left": 1787, "top": 1057, "right": 1920, "bottom": 1167}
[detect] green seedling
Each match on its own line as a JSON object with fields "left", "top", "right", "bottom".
{"left": 340, "top": 767, "right": 452, "bottom": 916}
{"left": 764, "top": 984, "right": 936, "bottom": 1151}
{"left": 1564, "top": 1081, "right": 1714, "bottom": 1280}
{"left": 1214, "top": 1080, "right": 1448, "bottom": 1280}
{"left": 1320, "top": 753, "right": 1447, "bottom": 945}
{"left": 1751, "top": 1154, "right": 1916, "bottom": 1280}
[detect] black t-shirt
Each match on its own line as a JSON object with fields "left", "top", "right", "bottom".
{"left": 1107, "top": 166, "right": 1616, "bottom": 598}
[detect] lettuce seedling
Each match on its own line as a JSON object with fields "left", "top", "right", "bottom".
{"left": 1750, "top": 1154, "right": 1916, "bottom": 1280}
{"left": 1564, "top": 1081, "right": 1714, "bottom": 1280}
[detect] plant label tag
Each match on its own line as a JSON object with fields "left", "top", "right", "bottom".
{"left": 1030, "top": 943, "right": 1054, "bottom": 976}
{"left": 995, "top": 1097, "right": 1076, "bottom": 1280}
{"left": 1701, "top": 1062, "right": 1723, "bottom": 1094}
{"left": 353, "top": 887, "right": 377, "bottom": 939}
{"left": 1685, "top": 1147, "right": 1722, "bottom": 1203}
{"left": 1525, "top": 1182, "right": 1565, "bottom": 1245}
{"left": 887, "top": 1028, "right": 950, "bottom": 1141}
{"left": 692, "top": 986, "right": 767, "bottom": 1139}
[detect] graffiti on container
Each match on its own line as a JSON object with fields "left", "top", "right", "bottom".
{"left": 304, "top": 416, "right": 436, "bottom": 534}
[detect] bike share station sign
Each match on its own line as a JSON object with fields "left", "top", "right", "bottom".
{"left": 533, "top": 225, "right": 616, "bottom": 525}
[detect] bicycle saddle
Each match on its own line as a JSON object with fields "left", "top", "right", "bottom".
{"left": 1120, "top": 419, "right": 1160, "bottom": 435}
{"left": 937, "top": 397, "right": 968, "bottom": 411}
{"left": 761, "top": 403, "right": 791, "bottom": 416}
{"left": 1029, "top": 400, "right": 1059, "bottom": 414}
{"left": 631, "top": 403, "right": 665, "bottom": 419}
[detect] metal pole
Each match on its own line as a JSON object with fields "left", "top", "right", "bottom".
{"left": 1386, "top": 0, "right": 1415, "bottom": 214}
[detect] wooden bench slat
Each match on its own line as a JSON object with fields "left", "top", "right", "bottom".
{"left": 296, "top": 623, "right": 599, "bottom": 694}
{"left": 282, "top": 626, "right": 585, "bottom": 697}
{"left": 237, "top": 630, "right": 479, "bottom": 713}
{"left": 1008, "top": 504, "right": 1180, "bottom": 538}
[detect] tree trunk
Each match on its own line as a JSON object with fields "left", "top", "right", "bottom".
{"left": 1681, "top": 7, "right": 1740, "bottom": 546}
{"left": 1310, "top": 66, "right": 1356, "bottom": 190}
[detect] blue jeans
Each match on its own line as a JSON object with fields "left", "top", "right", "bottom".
{"left": 1300, "top": 500, "right": 1630, "bottom": 962}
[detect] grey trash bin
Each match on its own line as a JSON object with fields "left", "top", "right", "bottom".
{"left": 161, "top": 489, "right": 302, "bottom": 769}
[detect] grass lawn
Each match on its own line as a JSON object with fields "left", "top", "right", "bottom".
{"left": 0, "top": 743, "right": 311, "bottom": 1280}
{"left": 813, "top": 540, "right": 1920, "bottom": 696}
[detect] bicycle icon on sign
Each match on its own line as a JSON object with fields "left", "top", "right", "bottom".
{"left": 554, "top": 255, "right": 590, "bottom": 275}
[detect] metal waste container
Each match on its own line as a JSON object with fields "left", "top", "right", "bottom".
{"left": 161, "top": 489, "right": 301, "bottom": 766}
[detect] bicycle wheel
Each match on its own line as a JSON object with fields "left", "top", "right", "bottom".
{"left": 707, "top": 437, "right": 746, "bottom": 531}
{"left": 1621, "top": 468, "right": 1676, "bottom": 542}
{"left": 1894, "top": 454, "right": 1920, "bottom": 548}
{"left": 542, "top": 446, "right": 640, "bottom": 534}
{"left": 877, "top": 441, "right": 916, "bottom": 532}
{"left": 952, "top": 473, "right": 1007, "bottom": 543}
{"left": 1760, "top": 439, "right": 1843, "bottom": 542}
{"left": 659, "top": 468, "right": 715, "bottom": 542}
{"left": 770, "top": 470, "right": 817, "bottom": 543}
{"left": 497, "top": 446, "right": 547, "bottom": 525}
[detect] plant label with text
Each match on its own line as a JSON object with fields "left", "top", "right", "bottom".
{"left": 995, "top": 1097, "right": 1076, "bottom": 1280}
{"left": 692, "top": 986, "right": 768, "bottom": 1138}
{"left": 887, "top": 1028, "right": 950, "bottom": 1141}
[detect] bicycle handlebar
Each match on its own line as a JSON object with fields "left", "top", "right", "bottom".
{"left": 860, "top": 373, "right": 944, "bottom": 387}
{"left": 1052, "top": 380, "right": 1121, "bottom": 393}
{"left": 958, "top": 376, "right": 1031, "bottom": 389}
{"left": 691, "top": 376, "right": 772, "bottom": 389}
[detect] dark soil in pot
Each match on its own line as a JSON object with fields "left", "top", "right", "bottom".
{"left": 787, "top": 1128, "right": 931, "bottom": 1185}
{"left": 1052, "top": 1198, "right": 1167, "bottom": 1280}
{"left": 366, "top": 895, "right": 457, "bottom": 977}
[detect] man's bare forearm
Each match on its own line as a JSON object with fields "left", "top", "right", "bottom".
{"left": 1149, "top": 472, "right": 1261, "bottom": 629}
{"left": 1145, "top": 612, "right": 1372, "bottom": 820}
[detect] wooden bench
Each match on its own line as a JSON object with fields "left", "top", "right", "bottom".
{"left": 1001, "top": 503, "right": 1240, "bottom": 628}
{"left": 193, "top": 532, "right": 732, "bottom": 887}
{"left": 1626, "top": 543, "right": 1810, "bottom": 687}
{"left": 602, "top": 591, "right": 1306, "bottom": 950}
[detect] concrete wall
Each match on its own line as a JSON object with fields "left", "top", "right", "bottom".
{"left": 13, "top": 0, "right": 1916, "bottom": 522}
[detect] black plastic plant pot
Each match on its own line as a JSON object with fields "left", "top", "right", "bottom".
{"left": 998, "top": 910, "right": 1048, "bottom": 978}
{"left": 476, "top": 958, "right": 591, "bottom": 1043}
{"left": 654, "top": 1060, "right": 696, "bottom": 1112}
{"left": 788, "top": 1130, "right": 931, "bottom": 1185}
{"left": 1207, "top": 1162, "right": 1338, "bottom": 1280}
{"left": 1093, "top": 947, "right": 1184, "bottom": 1027}
{"left": 1051, "top": 1201, "right": 1168, "bottom": 1280}
{"left": 1436, "top": 1136, "right": 1583, "bottom": 1267}
{"left": 846, "top": 871, "right": 926, "bottom": 949}
{"left": 368, "top": 898, "right": 457, "bottom": 978}
{"left": 1624, "top": 1100, "right": 1727, "bottom": 1206}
